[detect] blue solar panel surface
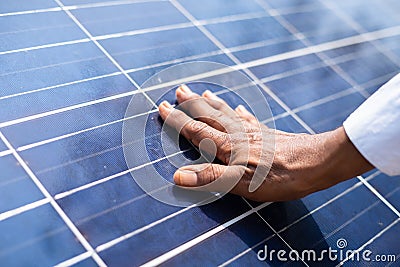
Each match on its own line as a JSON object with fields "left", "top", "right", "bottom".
{"left": 1, "top": 0, "right": 400, "bottom": 266}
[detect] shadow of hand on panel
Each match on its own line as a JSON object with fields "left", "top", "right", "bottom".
{"left": 199, "top": 197, "right": 340, "bottom": 266}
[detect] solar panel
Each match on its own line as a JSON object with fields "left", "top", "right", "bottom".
{"left": 1, "top": 0, "right": 400, "bottom": 266}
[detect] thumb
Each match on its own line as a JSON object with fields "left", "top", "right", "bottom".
{"left": 173, "top": 163, "right": 245, "bottom": 189}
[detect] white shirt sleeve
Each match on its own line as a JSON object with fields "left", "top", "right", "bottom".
{"left": 343, "top": 73, "right": 400, "bottom": 176}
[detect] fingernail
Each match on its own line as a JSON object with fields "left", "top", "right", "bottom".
{"left": 161, "top": 101, "right": 172, "bottom": 110}
{"left": 236, "top": 105, "right": 245, "bottom": 112}
{"left": 174, "top": 169, "right": 198, "bottom": 186}
{"left": 179, "top": 84, "right": 192, "bottom": 94}
{"left": 203, "top": 90, "right": 215, "bottom": 98}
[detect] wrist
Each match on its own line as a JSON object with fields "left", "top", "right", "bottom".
{"left": 318, "top": 126, "right": 374, "bottom": 188}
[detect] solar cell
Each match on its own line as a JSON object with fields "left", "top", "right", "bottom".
{"left": 0, "top": 204, "right": 86, "bottom": 266}
{"left": 0, "top": 0, "right": 58, "bottom": 14}
{"left": 0, "top": 11, "right": 86, "bottom": 52}
{"left": 0, "top": 155, "right": 44, "bottom": 214}
{"left": 0, "top": 140, "right": 7, "bottom": 152}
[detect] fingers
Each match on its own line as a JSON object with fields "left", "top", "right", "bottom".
{"left": 200, "top": 87, "right": 260, "bottom": 128}
{"left": 174, "top": 163, "right": 245, "bottom": 189}
{"left": 235, "top": 105, "right": 259, "bottom": 126}
{"left": 202, "top": 90, "right": 226, "bottom": 103}
{"left": 174, "top": 163, "right": 257, "bottom": 198}
{"left": 202, "top": 90, "right": 258, "bottom": 126}
{"left": 175, "top": 85, "right": 237, "bottom": 132}
{"left": 202, "top": 90, "right": 237, "bottom": 117}
{"left": 174, "top": 163, "right": 223, "bottom": 186}
{"left": 159, "top": 101, "right": 230, "bottom": 160}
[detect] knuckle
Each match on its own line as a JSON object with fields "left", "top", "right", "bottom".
{"left": 187, "top": 120, "right": 207, "bottom": 134}
{"left": 218, "top": 133, "right": 231, "bottom": 152}
{"left": 209, "top": 164, "right": 222, "bottom": 181}
{"left": 217, "top": 134, "right": 232, "bottom": 163}
{"left": 197, "top": 165, "right": 217, "bottom": 184}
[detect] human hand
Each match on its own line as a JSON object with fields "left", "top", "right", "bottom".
{"left": 158, "top": 85, "right": 373, "bottom": 202}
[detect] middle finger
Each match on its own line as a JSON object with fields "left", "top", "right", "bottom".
{"left": 176, "top": 85, "right": 239, "bottom": 133}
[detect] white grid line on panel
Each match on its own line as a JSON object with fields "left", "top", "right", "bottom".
{"left": 0, "top": 131, "right": 107, "bottom": 267}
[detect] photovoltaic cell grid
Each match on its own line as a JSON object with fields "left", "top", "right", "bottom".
{"left": 0, "top": 0, "right": 400, "bottom": 266}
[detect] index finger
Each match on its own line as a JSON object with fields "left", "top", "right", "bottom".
{"left": 159, "top": 101, "right": 231, "bottom": 162}
{"left": 176, "top": 85, "right": 237, "bottom": 132}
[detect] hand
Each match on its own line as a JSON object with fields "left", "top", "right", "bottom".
{"left": 158, "top": 85, "right": 374, "bottom": 202}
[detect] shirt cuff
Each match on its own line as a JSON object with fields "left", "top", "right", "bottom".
{"left": 343, "top": 73, "right": 400, "bottom": 176}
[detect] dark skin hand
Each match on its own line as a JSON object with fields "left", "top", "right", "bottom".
{"left": 158, "top": 84, "right": 374, "bottom": 202}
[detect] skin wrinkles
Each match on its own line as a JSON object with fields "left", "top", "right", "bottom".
{"left": 158, "top": 84, "right": 374, "bottom": 202}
